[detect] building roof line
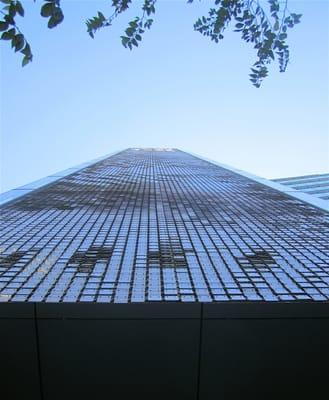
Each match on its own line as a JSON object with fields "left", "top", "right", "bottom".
{"left": 274, "top": 176, "right": 329, "bottom": 186}
{"left": 186, "top": 151, "right": 329, "bottom": 213}
{"left": 0, "top": 150, "right": 124, "bottom": 207}
{"left": 273, "top": 172, "right": 329, "bottom": 182}
{"left": 1, "top": 148, "right": 328, "bottom": 213}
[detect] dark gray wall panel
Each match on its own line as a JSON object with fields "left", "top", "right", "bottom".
{"left": 0, "top": 318, "right": 41, "bottom": 400}
{"left": 0, "top": 303, "right": 34, "bottom": 318}
{"left": 36, "top": 302, "right": 201, "bottom": 319}
{"left": 199, "top": 318, "right": 329, "bottom": 400}
{"left": 203, "top": 301, "right": 329, "bottom": 318}
{"left": 38, "top": 318, "right": 200, "bottom": 400}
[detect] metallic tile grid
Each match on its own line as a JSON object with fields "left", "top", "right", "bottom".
{"left": 273, "top": 173, "right": 329, "bottom": 201}
{"left": 1, "top": 149, "right": 329, "bottom": 303}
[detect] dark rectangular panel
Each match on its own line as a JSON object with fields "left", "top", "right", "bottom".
{"left": 199, "top": 318, "right": 329, "bottom": 400}
{"left": 38, "top": 318, "right": 200, "bottom": 400}
{"left": 203, "top": 301, "right": 329, "bottom": 319}
{"left": 0, "top": 302, "right": 34, "bottom": 318}
{"left": 36, "top": 302, "right": 201, "bottom": 319}
{"left": 0, "top": 318, "right": 41, "bottom": 400}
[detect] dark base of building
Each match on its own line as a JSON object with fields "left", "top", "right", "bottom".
{"left": 1, "top": 302, "right": 329, "bottom": 400}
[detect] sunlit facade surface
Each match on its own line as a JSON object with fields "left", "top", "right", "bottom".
{"left": 1, "top": 149, "right": 329, "bottom": 400}
{"left": 1, "top": 148, "right": 329, "bottom": 303}
{"left": 274, "top": 173, "right": 329, "bottom": 201}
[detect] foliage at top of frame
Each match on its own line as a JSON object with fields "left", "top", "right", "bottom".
{"left": 0, "top": 0, "right": 302, "bottom": 87}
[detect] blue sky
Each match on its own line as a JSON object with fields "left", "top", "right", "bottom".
{"left": 1, "top": 0, "right": 328, "bottom": 192}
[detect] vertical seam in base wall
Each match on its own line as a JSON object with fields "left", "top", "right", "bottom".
{"left": 34, "top": 303, "right": 44, "bottom": 400}
{"left": 196, "top": 303, "right": 204, "bottom": 400}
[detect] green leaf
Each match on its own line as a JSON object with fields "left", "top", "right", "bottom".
{"left": 1, "top": 30, "right": 12, "bottom": 40}
{"left": 13, "top": 33, "right": 24, "bottom": 52}
{"left": 120, "top": 35, "right": 129, "bottom": 46}
{"left": 97, "top": 11, "right": 105, "bottom": 22}
{"left": 16, "top": 1, "right": 24, "bottom": 17}
{"left": 4, "top": 14, "right": 14, "bottom": 25}
{"left": 8, "top": 3, "right": 16, "bottom": 17}
{"left": 125, "top": 27, "right": 134, "bottom": 37}
{"left": 47, "top": 9, "right": 64, "bottom": 29}
{"left": 53, "top": 9, "right": 64, "bottom": 23}
{"left": 0, "top": 21, "right": 9, "bottom": 31}
{"left": 41, "top": 3, "right": 54, "bottom": 18}
{"left": 21, "top": 43, "right": 31, "bottom": 56}
{"left": 22, "top": 55, "right": 31, "bottom": 67}
{"left": 47, "top": 16, "right": 57, "bottom": 28}
{"left": 1, "top": 27, "right": 15, "bottom": 40}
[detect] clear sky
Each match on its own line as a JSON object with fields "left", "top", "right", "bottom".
{"left": 1, "top": 0, "right": 328, "bottom": 192}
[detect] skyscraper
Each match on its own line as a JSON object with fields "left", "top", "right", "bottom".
{"left": 1, "top": 148, "right": 328, "bottom": 400}
{"left": 273, "top": 173, "right": 329, "bottom": 201}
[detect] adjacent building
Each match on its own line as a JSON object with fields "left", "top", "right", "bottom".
{"left": 273, "top": 173, "right": 329, "bottom": 201}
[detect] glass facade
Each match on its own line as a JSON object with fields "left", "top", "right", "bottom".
{"left": 1, "top": 148, "right": 329, "bottom": 303}
{"left": 274, "top": 173, "right": 329, "bottom": 201}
